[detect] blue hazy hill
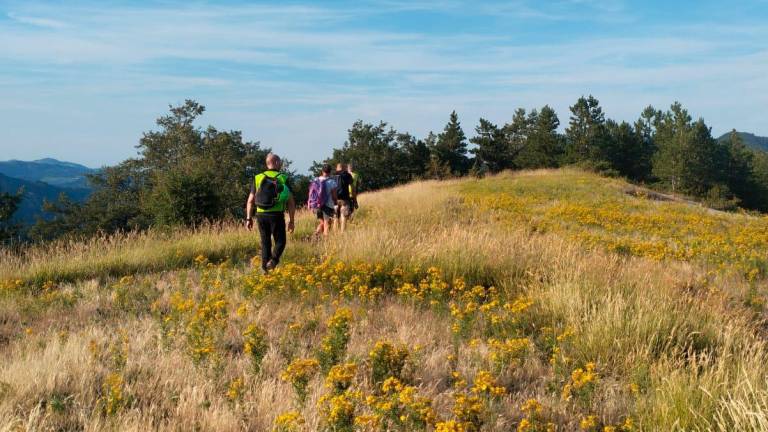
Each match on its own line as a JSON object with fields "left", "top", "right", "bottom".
{"left": 0, "top": 159, "right": 95, "bottom": 225}
{"left": 0, "top": 158, "right": 96, "bottom": 189}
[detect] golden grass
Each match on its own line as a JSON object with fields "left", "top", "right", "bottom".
{"left": 1, "top": 169, "right": 767, "bottom": 431}
{"left": 0, "top": 214, "right": 319, "bottom": 286}
{"left": 461, "top": 169, "right": 768, "bottom": 278}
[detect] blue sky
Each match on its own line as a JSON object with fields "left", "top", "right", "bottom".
{"left": 0, "top": 0, "right": 766, "bottom": 172}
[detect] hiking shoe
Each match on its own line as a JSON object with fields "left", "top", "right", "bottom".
{"left": 265, "top": 259, "right": 277, "bottom": 271}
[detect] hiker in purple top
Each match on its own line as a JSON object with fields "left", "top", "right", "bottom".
{"left": 307, "top": 164, "right": 338, "bottom": 237}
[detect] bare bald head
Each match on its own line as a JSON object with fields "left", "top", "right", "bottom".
{"left": 266, "top": 153, "right": 282, "bottom": 170}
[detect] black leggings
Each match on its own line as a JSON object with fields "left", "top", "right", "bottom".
{"left": 256, "top": 213, "right": 286, "bottom": 270}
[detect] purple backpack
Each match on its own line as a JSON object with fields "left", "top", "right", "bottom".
{"left": 308, "top": 177, "right": 327, "bottom": 210}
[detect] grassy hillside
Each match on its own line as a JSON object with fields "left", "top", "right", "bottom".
{"left": 1, "top": 169, "right": 767, "bottom": 431}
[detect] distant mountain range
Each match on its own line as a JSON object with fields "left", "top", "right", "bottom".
{"left": 0, "top": 158, "right": 96, "bottom": 189}
{"left": 0, "top": 158, "right": 95, "bottom": 225}
{"left": 717, "top": 131, "right": 768, "bottom": 152}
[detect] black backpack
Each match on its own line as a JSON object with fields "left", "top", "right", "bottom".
{"left": 255, "top": 172, "right": 282, "bottom": 210}
{"left": 335, "top": 171, "right": 352, "bottom": 200}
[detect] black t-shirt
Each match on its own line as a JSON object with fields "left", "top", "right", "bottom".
{"left": 335, "top": 171, "right": 353, "bottom": 200}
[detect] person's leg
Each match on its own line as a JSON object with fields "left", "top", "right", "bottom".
{"left": 339, "top": 201, "right": 348, "bottom": 232}
{"left": 348, "top": 198, "right": 356, "bottom": 221}
{"left": 322, "top": 208, "right": 332, "bottom": 236}
{"left": 270, "top": 215, "right": 287, "bottom": 266}
{"left": 333, "top": 205, "right": 340, "bottom": 231}
{"left": 323, "top": 209, "right": 334, "bottom": 237}
{"left": 256, "top": 215, "right": 272, "bottom": 271}
{"left": 315, "top": 210, "right": 324, "bottom": 236}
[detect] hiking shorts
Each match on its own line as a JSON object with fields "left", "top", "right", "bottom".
{"left": 316, "top": 206, "right": 335, "bottom": 221}
{"left": 336, "top": 200, "right": 353, "bottom": 218}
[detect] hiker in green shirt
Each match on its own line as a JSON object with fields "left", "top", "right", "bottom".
{"left": 245, "top": 153, "right": 296, "bottom": 272}
{"left": 348, "top": 162, "right": 360, "bottom": 214}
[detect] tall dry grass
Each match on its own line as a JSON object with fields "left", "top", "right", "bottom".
{"left": 0, "top": 214, "right": 318, "bottom": 286}
{"left": 327, "top": 172, "right": 768, "bottom": 430}
{"left": 1, "top": 169, "right": 767, "bottom": 431}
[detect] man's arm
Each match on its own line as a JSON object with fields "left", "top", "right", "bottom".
{"left": 245, "top": 191, "right": 255, "bottom": 230}
{"left": 286, "top": 195, "right": 296, "bottom": 233}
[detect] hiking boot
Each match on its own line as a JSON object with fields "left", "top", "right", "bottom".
{"left": 266, "top": 259, "right": 278, "bottom": 271}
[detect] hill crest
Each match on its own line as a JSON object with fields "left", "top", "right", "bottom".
{"left": 718, "top": 131, "right": 768, "bottom": 152}
{"left": 0, "top": 158, "right": 95, "bottom": 189}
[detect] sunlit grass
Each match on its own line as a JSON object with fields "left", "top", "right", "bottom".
{"left": 0, "top": 213, "right": 318, "bottom": 287}
{"left": 461, "top": 169, "right": 768, "bottom": 279}
{"left": 1, "top": 169, "right": 767, "bottom": 431}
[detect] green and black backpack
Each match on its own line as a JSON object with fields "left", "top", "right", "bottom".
{"left": 255, "top": 172, "right": 283, "bottom": 210}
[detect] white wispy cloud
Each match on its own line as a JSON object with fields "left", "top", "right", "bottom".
{"left": 0, "top": 0, "right": 765, "bottom": 170}
{"left": 7, "top": 11, "right": 67, "bottom": 29}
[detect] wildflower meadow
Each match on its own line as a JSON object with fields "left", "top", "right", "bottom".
{"left": 1, "top": 169, "right": 767, "bottom": 431}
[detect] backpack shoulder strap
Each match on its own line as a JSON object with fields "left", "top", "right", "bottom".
{"left": 257, "top": 171, "right": 281, "bottom": 186}
{"left": 254, "top": 172, "right": 265, "bottom": 188}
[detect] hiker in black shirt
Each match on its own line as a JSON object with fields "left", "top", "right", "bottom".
{"left": 334, "top": 163, "right": 354, "bottom": 232}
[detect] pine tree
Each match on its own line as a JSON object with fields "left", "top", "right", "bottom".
{"left": 470, "top": 118, "right": 507, "bottom": 173}
{"left": 516, "top": 105, "right": 563, "bottom": 168}
{"left": 721, "top": 130, "right": 765, "bottom": 209}
{"left": 605, "top": 120, "right": 650, "bottom": 180}
{"left": 652, "top": 103, "right": 722, "bottom": 195}
{"left": 565, "top": 95, "right": 608, "bottom": 163}
{"left": 503, "top": 108, "right": 531, "bottom": 169}
{"left": 397, "top": 133, "right": 431, "bottom": 180}
{"left": 751, "top": 151, "right": 768, "bottom": 211}
{"left": 652, "top": 103, "right": 690, "bottom": 192}
{"left": 632, "top": 106, "right": 660, "bottom": 181}
{"left": 434, "top": 111, "right": 470, "bottom": 175}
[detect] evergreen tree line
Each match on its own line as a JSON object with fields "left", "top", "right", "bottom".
{"left": 3, "top": 95, "right": 767, "bottom": 244}
{"left": 321, "top": 95, "right": 768, "bottom": 212}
